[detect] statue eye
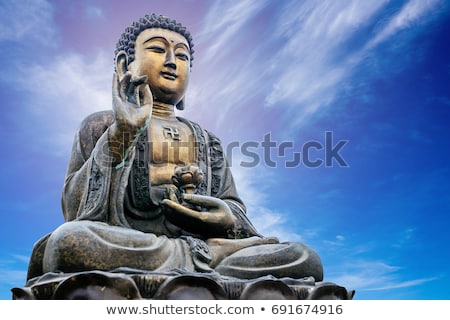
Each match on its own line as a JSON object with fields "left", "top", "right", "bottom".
{"left": 146, "top": 45, "right": 165, "bottom": 53}
{"left": 176, "top": 53, "right": 189, "bottom": 61}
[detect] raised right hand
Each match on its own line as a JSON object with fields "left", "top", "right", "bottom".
{"left": 111, "top": 71, "right": 153, "bottom": 132}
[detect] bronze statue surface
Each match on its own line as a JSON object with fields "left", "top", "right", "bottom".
{"left": 15, "top": 13, "right": 352, "bottom": 300}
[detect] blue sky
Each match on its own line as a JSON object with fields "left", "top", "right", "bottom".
{"left": 0, "top": 0, "right": 449, "bottom": 300}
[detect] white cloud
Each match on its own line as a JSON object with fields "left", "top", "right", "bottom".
{"left": 184, "top": 0, "right": 271, "bottom": 126}
{"left": 230, "top": 156, "right": 306, "bottom": 242}
{"left": 264, "top": 0, "right": 442, "bottom": 129}
{"left": 366, "top": 0, "right": 441, "bottom": 50}
{"left": 323, "top": 234, "right": 346, "bottom": 246}
{"left": 12, "top": 255, "right": 30, "bottom": 264}
{"left": 188, "top": 0, "right": 444, "bottom": 132}
{"left": 0, "top": 255, "right": 29, "bottom": 287}
{"left": 264, "top": 1, "right": 388, "bottom": 125}
{"left": 0, "top": 269, "right": 27, "bottom": 285}
{"left": 392, "top": 227, "right": 416, "bottom": 248}
{"left": 0, "top": 0, "right": 56, "bottom": 45}
{"left": 15, "top": 51, "right": 112, "bottom": 153}
{"left": 327, "top": 260, "right": 437, "bottom": 292}
{"left": 366, "top": 277, "right": 438, "bottom": 291}
{"left": 198, "top": 0, "right": 268, "bottom": 62}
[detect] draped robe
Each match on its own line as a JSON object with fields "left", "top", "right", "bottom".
{"left": 27, "top": 111, "right": 323, "bottom": 282}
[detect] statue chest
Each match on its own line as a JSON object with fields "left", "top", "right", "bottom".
{"left": 147, "top": 118, "right": 196, "bottom": 185}
{"left": 124, "top": 117, "right": 198, "bottom": 229}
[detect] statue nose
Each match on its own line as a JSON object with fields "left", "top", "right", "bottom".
{"left": 164, "top": 51, "right": 176, "bottom": 70}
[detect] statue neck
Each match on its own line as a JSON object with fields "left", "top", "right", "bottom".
{"left": 152, "top": 101, "right": 176, "bottom": 119}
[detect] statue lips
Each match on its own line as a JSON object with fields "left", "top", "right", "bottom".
{"left": 161, "top": 71, "right": 177, "bottom": 80}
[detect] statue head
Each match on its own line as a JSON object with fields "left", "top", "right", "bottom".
{"left": 114, "top": 14, "right": 194, "bottom": 110}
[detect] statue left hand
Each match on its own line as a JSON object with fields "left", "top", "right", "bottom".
{"left": 161, "top": 194, "right": 236, "bottom": 236}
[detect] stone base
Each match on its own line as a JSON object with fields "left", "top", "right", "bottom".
{"left": 12, "top": 270, "right": 355, "bottom": 300}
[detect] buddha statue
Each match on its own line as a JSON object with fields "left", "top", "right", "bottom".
{"left": 23, "top": 14, "right": 329, "bottom": 299}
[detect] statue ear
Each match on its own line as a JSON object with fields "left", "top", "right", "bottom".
{"left": 176, "top": 97, "right": 185, "bottom": 110}
{"left": 115, "top": 50, "right": 128, "bottom": 78}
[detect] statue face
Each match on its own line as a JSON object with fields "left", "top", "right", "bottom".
{"left": 128, "top": 28, "right": 191, "bottom": 105}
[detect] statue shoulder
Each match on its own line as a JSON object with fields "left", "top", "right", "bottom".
{"left": 78, "top": 110, "right": 114, "bottom": 133}
{"left": 77, "top": 110, "right": 115, "bottom": 144}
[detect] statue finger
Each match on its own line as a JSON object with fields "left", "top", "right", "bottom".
{"left": 112, "top": 73, "right": 128, "bottom": 117}
{"left": 182, "top": 194, "right": 222, "bottom": 209}
{"left": 131, "top": 74, "right": 147, "bottom": 86}
{"left": 126, "top": 74, "right": 145, "bottom": 99}
{"left": 112, "top": 73, "right": 120, "bottom": 100}
{"left": 120, "top": 72, "right": 133, "bottom": 101}
{"left": 140, "top": 83, "right": 153, "bottom": 107}
{"left": 137, "top": 83, "right": 152, "bottom": 108}
{"left": 161, "top": 199, "right": 204, "bottom": 220}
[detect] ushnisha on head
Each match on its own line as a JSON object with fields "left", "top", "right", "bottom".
{"left": 115, "top": 13, "right": 194, "bottom": 67}
{"left": 114, "top": 13, "right": 194, "bottom": 110}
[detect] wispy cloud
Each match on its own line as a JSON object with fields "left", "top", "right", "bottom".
{"left": 0, "top": 255, "right": 29, "bottom": 288}
{"left": 188, "top": 0, "right": 444, "bottom": 133}
{"left": 316, "top": 226, "right": 438, "bottom": 297}
{"left": 392, "top": 227, "right": 416, "bottom": 248}
{"left": 323, "top": 234, "right": 347, "bottom": 247}
{"left": 366, "top": 277, "right": 438, "bottom": 291}
{"left": 230, "top": 155, "right": 306, "bottom": 242}
{"left": 264, "top": 1, "right": 388, "bottom": 120}
{"left": 365, "top": 0, "right": 442, "bottom": 50}
{"left": 11, "top": 255, "right": 30, "bottom": 264}
{"left": 264, "top": 0, "right": 443, "bottom": 129}
{"left": 185, "top": 0, "right": 271, "bottom": 126}
{"left": 0, "top": 0, "right": 56, "bottom": 45}
{"left": 198, "top": 0, "right": 268, "bottom": 62}
{"left": 327, "top": 260, "right": 438, "bottom": 293}
{"left": 0, "top": 269, "right": 27, "bottom": 285}
{"left": 14, "top": 51, "right": 112, "bottom": 153}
